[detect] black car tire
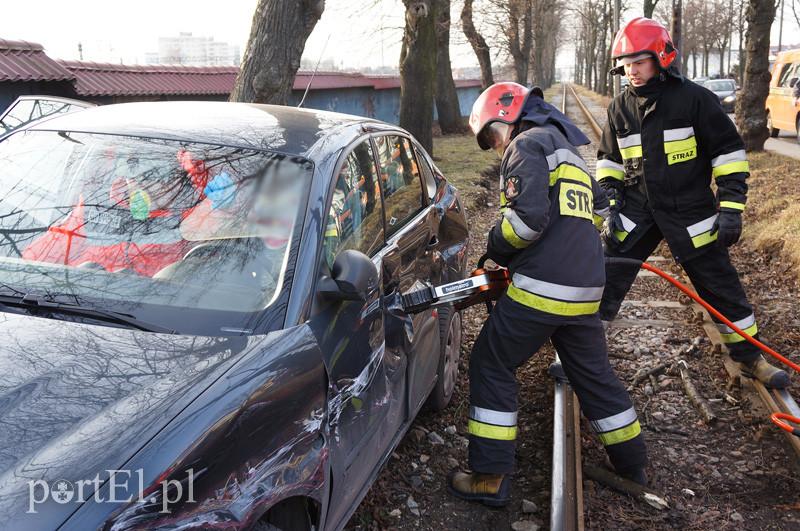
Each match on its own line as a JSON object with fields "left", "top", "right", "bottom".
{"left": 426, "top": 306, "right": 462, "bottom": 411}
{"left": 767, "top": 111, "right": 780, "bottom": 138}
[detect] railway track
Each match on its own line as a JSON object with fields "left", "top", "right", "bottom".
{"left": 550, "top": 83, "right": 800, "bottom": 530}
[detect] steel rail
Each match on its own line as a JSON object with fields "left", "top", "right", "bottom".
{"left": 547, "top": 85, "right": 584, "bottom": 531}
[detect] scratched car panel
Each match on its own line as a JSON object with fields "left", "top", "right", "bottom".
{"left": 0, "top": 101, "right": 468, "bottom": 530}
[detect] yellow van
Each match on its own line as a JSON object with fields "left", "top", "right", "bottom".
{"left": 766, "top": 49, "right": 800, "bottom": 142}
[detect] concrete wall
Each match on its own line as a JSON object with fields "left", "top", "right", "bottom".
{"left": 289, "top": 85, "right": 481, "bottom": 124}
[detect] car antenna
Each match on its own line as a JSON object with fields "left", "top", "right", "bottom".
{"left": 298, "top": 34, "right": 332, "bottom": 109}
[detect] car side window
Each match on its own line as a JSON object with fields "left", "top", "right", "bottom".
{"left": 414, "top": 146, "right": 438, "bottom": 200}
{"left": 374, "top": 135, "right": 425, "bottom": 237}
{"left": 323, "top": 140, "right": 384, "bottom": 269}
{"left": 778, "top": 63, "right": 798, "bottom": 87}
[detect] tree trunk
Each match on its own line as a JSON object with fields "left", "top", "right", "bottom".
{"left": 435, "top": 0, "right": 465, "bottom": 134}
{"left": 736, "top": 0, "right": 777, "bottom": 151}
{"left": 643, "top": 0, "right": 659, "bottom": 17}
{"left": 231, "top": 0, "right": 324, "bottom": 104}
{"left": 461, "top": 0, "right": 493, "bottom": 88}
{"left": 400, "top": 0, "right": 438, "bottom": 154}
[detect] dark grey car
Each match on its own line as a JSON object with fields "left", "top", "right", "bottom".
{"left": 0, "top": 102, "right": 469, "bottom": 530}
{"left": 702, "top": 78, "right": 738, "bottom": 113}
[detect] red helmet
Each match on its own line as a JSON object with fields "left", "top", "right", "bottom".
{"left": 469, "top": 82, "right": 529, "bottom": 150}
{"left": 612, "top": 17, "right": 677, "bottom": 71}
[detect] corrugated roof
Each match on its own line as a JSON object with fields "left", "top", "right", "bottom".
{"left": 0, "top": 39, "right": 75, "bottom": 82}
{"left": 60, "top": 61, "right": 239, "bottom": 96}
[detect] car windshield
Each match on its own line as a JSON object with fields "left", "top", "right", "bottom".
{"left": 0, "top": 130, "right": 312, "bottom": 330}
{"left": 705, "top": 80, "right": 735, "bottom": 92}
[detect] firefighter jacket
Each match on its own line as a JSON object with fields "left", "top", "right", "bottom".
{"left": 488, "top": 121, "right": 610, "bottom": 322}
{"left": 596, "top": 74, "right": 749, "bottom": 262}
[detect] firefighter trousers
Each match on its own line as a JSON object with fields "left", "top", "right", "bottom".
{"left": 467, "top": 295, "right": 648, "bottom": 475}
{"left": 600, "top": 223, "right": 761, "bottom": 362}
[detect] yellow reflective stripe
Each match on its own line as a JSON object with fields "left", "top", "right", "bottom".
{"left": 691, "top": 231, "right": 718, "bottom": 248}
{"left": 597, "top": 167, "right": 625, "bottom": 181}
{"left": 500, "top": 191, "right": 508, "bottom": 207}
{"left": 468, "top": 419, "right": 517, "bottom": 441}
{"left": 712, "top": 160, "right": 750, "bottom": 177}
{"left": 507, "top": 284, "right": 600, "bottom": 316}
{"left": 614, "top": 230, "right": 629, "bottom": 242}
{"left": 593, "top": 213, "right": 604, "bottom": 229}
{"left": 663, "top": 136, "right": 697, "bottom": 154}
{"left": 324, "top": 229, "right": 338, "bottom": 237}
{"left": 549, "top": 164, "right": 592, "bottom": 189}
{"left": 720, "top": 322, "right": 758, "bottom": 344}
{"left": 719, "top": 201, "right": 746, "bottom": 211}
{"left": 619, "top": 145, "right": 643, "bottom": 160}
{"left": 501, "top": 218, "right": 529, "bottom": 249}
{"left": 597, "top": 420, "right": 641, "bottom": 446}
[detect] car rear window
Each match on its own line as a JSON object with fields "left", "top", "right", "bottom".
{"left": 0, "top": 130, "right": 312, "bottom": 319}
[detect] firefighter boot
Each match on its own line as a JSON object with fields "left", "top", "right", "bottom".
{"left": 740, "top": 355, "right": 791, "bottom": 389}
{"left": 620, "top": 467, "right": 648, "bottom": 486}
{"left": 447, "top": 471, "right": 511, "bottom": 507}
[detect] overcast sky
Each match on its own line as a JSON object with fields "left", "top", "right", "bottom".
{"left": 1, "top": 0, "right": 798, "bottom": 71}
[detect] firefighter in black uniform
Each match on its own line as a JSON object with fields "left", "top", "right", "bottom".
{"left": 448, "top": 82, "right": 648, "bottom": 507}
{"left": 598, "top": 17, "right": 790, "bottom": 388}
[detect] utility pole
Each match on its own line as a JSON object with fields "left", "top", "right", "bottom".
{"left": 613, "top": 0, "right": 620, "bottom": 96}
{"left": 778, "top": 0, "right": 785, "bottom": 51}
{"left": 671, "top": 0, "right": 683, "bottom": 73}
{"left": 77, "top": 42, "right": 83, "bottom": 61}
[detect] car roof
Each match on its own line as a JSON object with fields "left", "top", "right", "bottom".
{"left": 26, "top": 101, "right": 384, "bottom": 158}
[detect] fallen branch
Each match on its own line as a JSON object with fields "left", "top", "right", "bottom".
{"left": 676, "top": 360, "right": 717, "bottom": 425}
{"left": 583, "top": 464, "right": 669, "bottom": 510}
{"left": 628, "top": 359, "right": 675, "bottom": 391}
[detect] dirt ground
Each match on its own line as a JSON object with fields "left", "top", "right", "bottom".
{"left": 346, "top": 86, "right": 800, "bottom": 530}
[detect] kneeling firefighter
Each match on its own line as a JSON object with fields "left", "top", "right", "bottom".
{"left": 598, "top": 17, "right": 789, "bottom": 388}
{"left": 448, "top": 82, "right": 648, "bottom": 507}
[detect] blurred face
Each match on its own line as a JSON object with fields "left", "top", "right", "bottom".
{"left": 479, "top": 122, "right": 514, "bottom": 157}
{"left": 624, "top": 57, "right": 658, "bottom": 86}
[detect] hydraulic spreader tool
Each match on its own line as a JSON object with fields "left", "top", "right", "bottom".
{"left": 404, "top": 255, "right": 800, "bottom": 437}
{"left": 401, "top": 255, "right": 510, "bottom": 314}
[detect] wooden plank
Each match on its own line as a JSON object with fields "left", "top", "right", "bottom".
{"left": 608, "top": 318, "right": 680, "bottom": 329}
{"left": 573, "top": 392, "right": 585, "bottom": 531}
{"left": 622, "top": 300, "right": 685, "bottom": 309}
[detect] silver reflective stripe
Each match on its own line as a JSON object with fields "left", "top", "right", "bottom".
{"left": 545, "top": 148, "right": 590, "bottom": 174}
{"left": 711, "top": 149, "right": 747, "bottom": 168}
{"left": 504, "top": 209, "right": 540, "bottom": 241}
{"left": 512, "top": 273, "right": 604, "bottom": 302}
{"left": 663, "top": 127, "right": 695, "bottom": 142}
{"left": 686, "top": 214, "right": 718, "bottom": 237}
{"left": 617, "top": 134, "right": 642, "bottom": 148}
{"left": 618, "top": 213, "right": 637, "bottom": 232}
{"left": 590, "top": 406, "right": 638, "bottom": 433}
{"left": 716, "top": 312, "right": 756, "bottom": 334}
{"left": 594, "top": 206, "right": 610, "bottom": 220}
{"left": 596, "top": 159, "right": 624, "bottom": 172}
{"left": 470, "top": 406, "right": 518, "bottom": 427}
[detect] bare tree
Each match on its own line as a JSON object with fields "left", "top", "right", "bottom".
{"left": 735, "top": 0, "right": 778, "bottom": 151}
{"left": 644, "top": 0, "right": 660, "bottom": 16}
{"left": 400, "top": 1, "right": 439, "bottom": 154}
{"left": 230, "top": 0, "right": 324, "bottom": 104}
{"left": 461, "top": 0, "right": 494, "bottom": 88}
{"left": 436, "top": 0, "right": 467, "bottom": 134}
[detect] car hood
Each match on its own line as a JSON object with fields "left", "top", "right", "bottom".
{"left": 0, "top": 311, "right": 256, "bottom": 525}
{"left": 713, "top": 90, "right": 735, "bottom": 98}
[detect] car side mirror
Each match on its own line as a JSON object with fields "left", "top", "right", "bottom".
{"left": 319, "top": 249, "right": 378, "bottom": 302}
{"left": 790, "top": 77, "right": 799, "bottom": 88}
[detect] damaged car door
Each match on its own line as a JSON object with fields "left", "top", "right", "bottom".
{"left": 373, "top": 134, "right": 441, "bottom": 418}
{"left": 312, "top": 138, "right": 406, "bottom": 526}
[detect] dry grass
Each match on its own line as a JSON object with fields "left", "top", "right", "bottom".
{"left": 743, "top": 151, "right": 800, "bottom": 278}
{"left": 432, "top": 134, "right": 497, "bottom": 198}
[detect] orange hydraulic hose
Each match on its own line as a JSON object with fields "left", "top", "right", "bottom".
{"left": 633, "top": 260, "right": 800, "bottom": 436}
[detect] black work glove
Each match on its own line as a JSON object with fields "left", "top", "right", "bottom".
{"left": 601, "top": 184, "right": 626, "bottom": 246}
{"left": 711, "top": 210, "right": 742, "bottom": 247}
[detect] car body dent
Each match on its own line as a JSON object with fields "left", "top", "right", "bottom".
{"left": 62, "top": 323, "right": 328, "bottom": 530}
